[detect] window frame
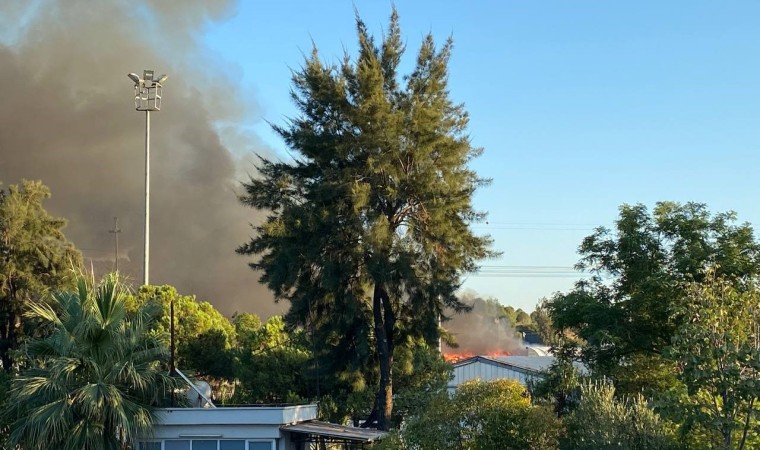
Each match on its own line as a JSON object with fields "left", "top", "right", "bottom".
{"left": 137, "top": 439, "right": 276, "bottom": 450}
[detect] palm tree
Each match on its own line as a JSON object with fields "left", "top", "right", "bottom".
{"left": 4, "top": 273, "right": 177, "bottom": 450}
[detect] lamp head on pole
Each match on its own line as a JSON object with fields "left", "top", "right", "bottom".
{"left": 129, "top": 69, "right": 165, "bottom": 111}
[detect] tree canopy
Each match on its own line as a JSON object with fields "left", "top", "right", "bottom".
{"left": 563, "top": 381, "right": 677, "bottom": 450}
{"left": 0, "top": 179, "right": 81, "bottom": 371}
{"left": 3, "top": 273, "right": 176, "bottom": 450}
{"left": 378, "top": 379, "right": 560, "bottom": 450}
{"left": 232, "top": 314, "right": 312, "bottom": 404}
{"left": 127, "top": 284, "right": 236, "bottom": 377}
{"left": 238, "top": 9, "right": 492, "bottom": 429}
{"left": 547, "top": 202, "right": 760, "bottom": 390}
{"left": 662, "top": 270, "right": 760, "bottom": 450}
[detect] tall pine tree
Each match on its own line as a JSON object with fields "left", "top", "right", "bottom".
{"left": 238, "top": 10, "right": 493, "bottom": 430}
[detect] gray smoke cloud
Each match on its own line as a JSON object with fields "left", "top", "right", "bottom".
{"left": 443, "top": 292, "right": 527, "bottom": 356}
{"left": 0, "top": 0, "right": 282, "bottom": 317}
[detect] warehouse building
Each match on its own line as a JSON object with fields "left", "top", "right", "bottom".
{"left": 448, "top": 355, "right": 585, "bottom": 393}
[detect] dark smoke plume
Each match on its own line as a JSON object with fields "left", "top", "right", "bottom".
{"left": 0, "top": 1, "right": 280, "bottom": 317}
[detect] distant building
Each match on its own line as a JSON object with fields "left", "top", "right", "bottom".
{"left": 525, "top": 345, "right": 552, "bottom": 356}
{"left": 448, "top": 355, "right": 586, "bottom": 393}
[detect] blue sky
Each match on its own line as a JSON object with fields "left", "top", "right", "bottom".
{"left": 204, "top": 1, "right": 760, "bottom": 312}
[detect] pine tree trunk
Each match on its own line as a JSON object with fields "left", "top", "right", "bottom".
{"left": 0, "top": 278, "right": 16, "bottom": 372}
{"left": 372, "top": 282, "right": 394, "bottom": 431}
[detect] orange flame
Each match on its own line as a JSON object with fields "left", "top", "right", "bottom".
{"left": 443, "top": 351, "right": 512, "bottom": 363}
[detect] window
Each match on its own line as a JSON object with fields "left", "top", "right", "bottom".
{"left": 219, "top": 441, "right": 245, "bottom": 450}
{"left": 148, "top": 438, "right": 274, "bottom": 450}
{"left": 138, "top": 443, "right": 161, "bottom": 450}
{"left": 165, "top": 440, "right": 191, "bottom": 450}
{"left": 192, "top": 440, "right": 217, "bottom": 450}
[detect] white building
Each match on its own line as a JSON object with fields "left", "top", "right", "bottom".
{"left": 137, "top": 404, "right": 386, "bottom": 450}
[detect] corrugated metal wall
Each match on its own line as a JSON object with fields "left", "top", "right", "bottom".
{"left": 448, "top": 360, "right": 534, "bottom": 393}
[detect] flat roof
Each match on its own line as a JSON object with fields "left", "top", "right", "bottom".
{"left": 282, "top": 420, "right": 386, "bottom": 443}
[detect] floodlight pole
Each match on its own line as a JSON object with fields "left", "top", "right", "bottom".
{"left": 128, "top": 70, "right": 165, "bottom": 287}
{"left": 144, "top": 109, "right": 150, "bottom": 286}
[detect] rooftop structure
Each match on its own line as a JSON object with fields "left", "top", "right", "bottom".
{"left": 138, "top": 404, "right": 385, "bottom": 450}
{"left": 448, "top": 355, "right": 587, "bottom": 393}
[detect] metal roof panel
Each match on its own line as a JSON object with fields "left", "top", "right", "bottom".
{"left": 281, "top": 420, "right": 387, "bottom": 443}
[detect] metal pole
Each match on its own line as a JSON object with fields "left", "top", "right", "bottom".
{"left": 170, "top": 298, "right": 175, "bottom": 375}
{"left": 144, "top": 109, "right": 150, "bottom": 286}
{"left": 109, "top": 217, "right": 121, "bottom": 272}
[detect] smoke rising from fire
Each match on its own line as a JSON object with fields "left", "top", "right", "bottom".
{"left": 443, "top": 292, "right": 527, "bottom": 356}
{"left": 0, "top": 1, "right": 280, "bottom": 317}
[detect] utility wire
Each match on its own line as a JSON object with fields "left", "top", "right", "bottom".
{"left": 469, "top": 264, "right": 594, "bottom": 279}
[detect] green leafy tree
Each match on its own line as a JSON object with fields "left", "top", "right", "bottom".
{"left": 238, "top": 10, "right": 493, "bottom": 429}
{"left": 663, "top": 270, "right": 760, "bottom": 450}
{"left": 383, "top": 379, "right": 560, "bottom": 450}
{"left": 531, "top": 299, "right": 559, "bottom": 346}
{"left": 563, "top": 381, "right": 677, "bottom": 450}
{"left": 180, "top": 329, "right": 234, "bottom": 380}
{"left": 127, "top": 285, "right": 236, "bottom": 374}
{"left": 232, "top": 315, "right": 311, "bottom": 404}
{"left": 455, "top": 379, "right": 555, "bottom": 450}
{"left": 391, "top": 338, "right": 452, "bottom": 422}
{"left": 3, "top": 273, "right": 176, "bottom": 450}
{"left": 502, "top": 305, "right": 518, "bottom": 326}
{"left": 515, "top": 309, "right": 531, "bottom": 326}
{"left": 548, "top": 202, "right": 760, "bottom": 393}
{"left": 609, "top": 353, "right": 678, "bottom": 399}
{"left": 529, "top": 350, "right": 583, "bottom": 417}
{"left": 232, "top": 312, "right": 263, "bottom": 349}
{"left": 0, "top": 180, "right": 81, "bottom": 371}
{"left": 388, "top": 393, "right": 461, "bottom": 450}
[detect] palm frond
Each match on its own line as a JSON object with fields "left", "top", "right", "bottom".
{"left": 7, "top": 273, "right": 174, "bottom": 450}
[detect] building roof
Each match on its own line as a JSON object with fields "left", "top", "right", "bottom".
{"left": 489, "top": 355, "right": 557, "bottom": 372}
{"left": 452, "top": 355, "right": 551, "bottom": 374}
{"left": 282, "top": 420, "right": 387, "bottom": 444}
{"left": 453, "top": 355, "right": 586, "bottom": 375}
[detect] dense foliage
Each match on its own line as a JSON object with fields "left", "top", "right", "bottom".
{"left": 3, "top": 273, "right": 176, "bottom": 450}
{"left": 662, "top": 270, "right": 760, "bottom": 450}
{"left": 528, "top": 352, "right": 582, "bottom": 417}
{"left": 232, "top": 314, "right": 311, "bottom": 404}
{"left": 126, "top": 285, "right": 236, "bottom": 380}
{"left": 562, "top": 381, "right": 677, "bottom": 450}
{"left": 238, "top": 10, "right": 492, "bottom": 429}
{"left": 378, "top": 379, "right": 560, "bottom": 450}
{"left": 0, "top": 180, "right": 81, "bottom": 371}
{"left": 547, "top": 202, "right": 760, "bottom": 394}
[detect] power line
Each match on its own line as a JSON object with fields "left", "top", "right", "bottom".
{"left": 471, "top": 273, "right": 590, "bottom": 278}
{"left": 471, "top": 221, "right": 611, "bottom": 232}
{"left": 480, "top": 265, "right": 575, "bottom": 269}
{"left": 469, "top": 264, "right": 593, "bottom": 279}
